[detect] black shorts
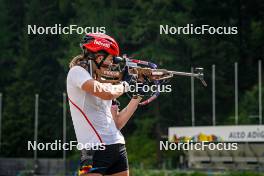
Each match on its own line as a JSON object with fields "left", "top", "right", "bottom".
{"left": 79, "top": 143, "right": 128, "bottom": 175}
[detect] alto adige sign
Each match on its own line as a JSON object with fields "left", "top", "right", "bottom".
{"left": 168, "top": 125, "right": 264, "bottom": 142}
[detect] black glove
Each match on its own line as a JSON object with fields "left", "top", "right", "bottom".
{"left": 122, "top": 66, "right": 137, "bottom": 83}
{"left": 122, "top": 66, "right": 147, "bottom": 98}
{"left": 133, "top": 81, "right": 147, "bottom": 98}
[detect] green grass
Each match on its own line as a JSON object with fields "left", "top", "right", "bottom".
{"left": 130, "top": 169, "right": 264, "bottom": 176}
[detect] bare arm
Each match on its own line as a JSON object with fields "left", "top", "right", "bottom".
{"left": 81, "top": 79, "right": 126, "bottom": 100}
{"left": 111, "top": 97, "right": 142, "bottom": 130}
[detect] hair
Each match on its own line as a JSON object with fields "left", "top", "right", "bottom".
{"left": 69, "top": 54, "right": 85, "bottom": 69}
{"left": 69, "top": 48, "right": 110, "bottom": 69}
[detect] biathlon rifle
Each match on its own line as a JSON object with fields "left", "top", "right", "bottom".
{"left": 95, "top": 55, "right": 207, "bottom": 105}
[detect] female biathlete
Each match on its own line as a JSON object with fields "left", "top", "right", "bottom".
{"left": 67, "top": 33, "right": 143, "bottom": 176}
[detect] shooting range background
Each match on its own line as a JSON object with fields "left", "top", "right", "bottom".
{"left": 0, "top": 0, "right": 264, "bottom": 174}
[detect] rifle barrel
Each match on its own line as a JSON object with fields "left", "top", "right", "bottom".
{"left": 169, "top": 71, "right": 199, "bottom": 77}
{"left": 169, "top": 70, "right": 207, "bottom": 87}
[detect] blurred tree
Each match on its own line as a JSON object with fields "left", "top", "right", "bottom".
{"left": 233, "top": 85, "right": 262, "bottom": 125}
{"left": 2, "top": 0, "right": 66, "bottom": 157}
{"left": 126, "top": 117, "right": 157, "bottom": 168}
{"left": 0, "top": 0, "right": 22, "bottom": 93}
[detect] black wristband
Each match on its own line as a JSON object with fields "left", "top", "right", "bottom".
{"left": 112, "top": 99, "right": 120, "bottom": 106}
